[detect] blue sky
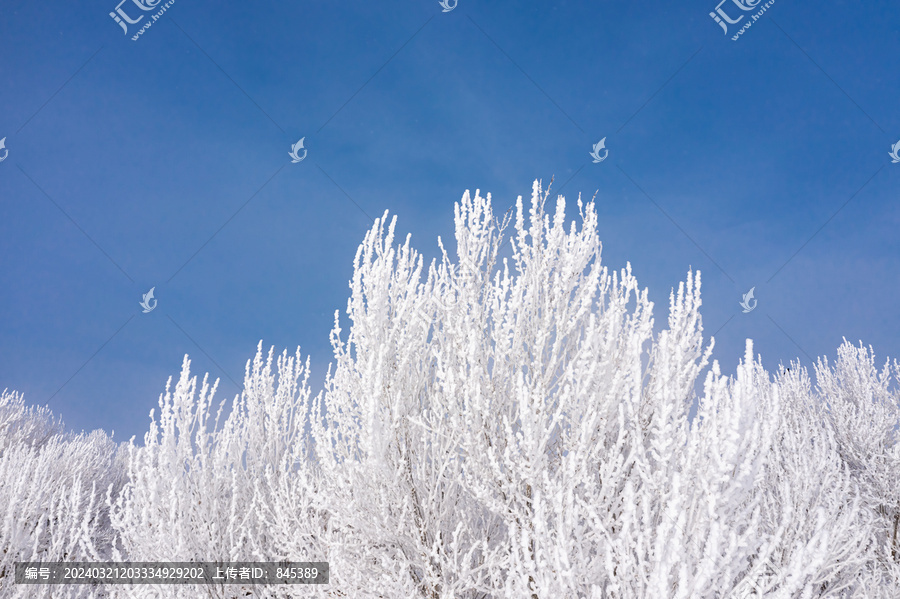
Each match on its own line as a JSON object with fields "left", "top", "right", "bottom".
{"left": 1, "top": 0, "right": 898, "bottom": 445}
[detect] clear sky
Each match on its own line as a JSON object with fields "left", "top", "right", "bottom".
{"left": 1, "top": 0, "right": 898, "bottom": 445}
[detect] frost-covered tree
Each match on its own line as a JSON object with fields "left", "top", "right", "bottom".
{"left": 104, "top": 344, "right": 324, "bottom": 599}
{"left": 0, "top": 389, "right": 66, "bottom": 454}
{"left": 813, "top": 342, "right": 900, "bottom": 593}
{"left": 306, "top": 180, "right": 900, "bottom": 597}
{"left": 0, "top": 390, "right": 126, "bottom": 599}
